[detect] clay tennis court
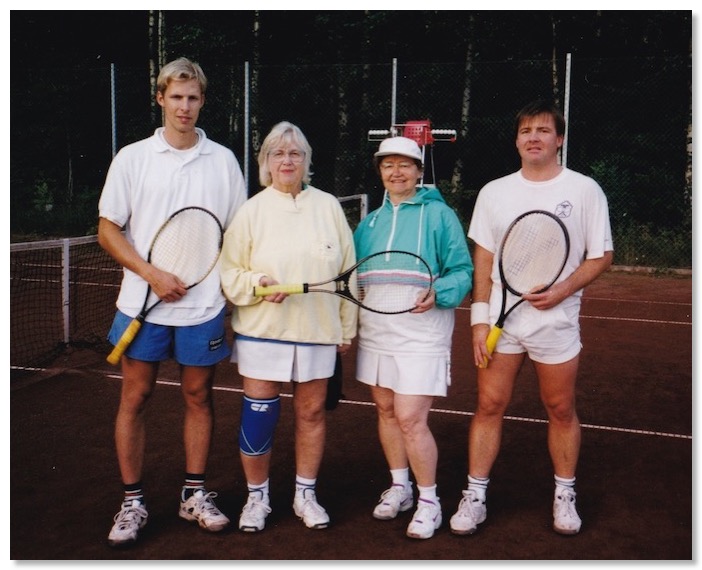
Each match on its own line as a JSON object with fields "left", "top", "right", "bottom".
{"left": 10, "top": 270, "right": 692, "bottom": 560}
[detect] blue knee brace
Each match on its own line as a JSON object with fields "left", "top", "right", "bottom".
{"left": 239, "top": 395, "right": 281, "bottom": 456}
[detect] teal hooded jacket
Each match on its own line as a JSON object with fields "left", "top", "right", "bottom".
{"left": 354, "top": 186, "right": 473, "bottom": 308}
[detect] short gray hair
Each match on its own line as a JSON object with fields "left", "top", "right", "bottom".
{"left": 258, "top": 121, "right": 313, "bottom": 187}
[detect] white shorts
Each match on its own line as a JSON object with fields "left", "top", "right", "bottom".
{"left": 232, "top": 338, "right": 336, "bottom": 382}
{"left": 495, "top": 302, "right": 582, "bottom": 364}
{"left": 355, "top": 348, "right": 450, "bottom": 397}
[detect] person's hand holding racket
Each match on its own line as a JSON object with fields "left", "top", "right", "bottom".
{"left": 256, "top": 275, "right": 288, "bottom": 304}
{"left": 410, "top": 286, "right": 436, "bottom": 314}
{"left": 521, "top": 280, "right": 570, "bottom": 310}
{"left": 477, "top": 210, "right": 570, "bottom": 368}
{"left": 146, "top": 266, "right": 188, "bottom": 303}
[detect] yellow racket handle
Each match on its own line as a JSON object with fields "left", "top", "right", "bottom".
{"left": 479, "top": 325, "right": 504, "bottom": 369}
{"left": 254, "top": 284, "right": 306, "bottom": 296}
{"left": 106, "top": 318, "right": 143, "bottom": 365}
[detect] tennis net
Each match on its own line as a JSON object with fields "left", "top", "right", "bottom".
{"left": 10, "top": 194, "right": 368, "bottom": 373}
{"left": 10, "top": 236, "right": 121, "bottom": 372}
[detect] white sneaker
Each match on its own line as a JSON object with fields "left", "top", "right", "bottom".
{"left": 373, "top": 483, "right": 414, "bottom": 520}
{"left": 553, "top": 487, "right": 581, "bottom": 535}
{"left": 293, "top": 488, "right": 330, "bottom": 529}
{"left": 239, "top": 491, "right": 272, "bottom": 532}
{"left": 107, "top": 499, "right": 148, "bottom": 547}
{"left": 179, "top": 489, "right": 230, "bottom": 532}
{"left": 449, "top": 489, "right": 486, "bottom": 535}
{"left": 406, "top": 498, "right": 442, "bottom": 539}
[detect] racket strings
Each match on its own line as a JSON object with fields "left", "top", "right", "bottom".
{"left": 150, "top": 210, "right": 222, "bottom": 286}
{"left": 355, "top": 252, "right": 432, "bottom": 313}
{"left": 502, "top": 216, "right": 568, "bottom": 294}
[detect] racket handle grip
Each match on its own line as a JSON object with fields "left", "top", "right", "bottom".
{"left": 106, "top": 319, "right": 143, "bottom": 365}
{"left": 253, "top": 284, "right": 305, "bottom": 296}
{"left": 479, "top": 325, "right": 503, "bottom": 368}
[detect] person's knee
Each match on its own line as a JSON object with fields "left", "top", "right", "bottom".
{"left": 120, "top": 382, "right": 155, "bottom": 412}
{"left": 182, "top": 384, "right": 212, "bottom": 410}
{"left": 545, "top": 401, "right": 578, "bottom": 425}
{"left": 541, "top": 388, "right": 576, "bottom": 420}
{"left": 294, "top": 382, "right": 328, "bottom": 423}
{"left": 477, "top": 394, "right": 509, "bottom": 417}
{"left": 239, "top": 395, "right": 281, "bottom": 456}
{"left": 396, "top": 413, "right": 429, "bottom": 440}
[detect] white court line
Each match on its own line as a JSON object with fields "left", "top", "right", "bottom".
{"left": 457, "top": 306, "right": 691, "bottom": 326}
{"left": 584, "top": 296, "right": 691, "bottom": 306}
{"left": 11, "top": 367, "right": 692, "bottom": 441}
{"left": 88, "top": 372, "right": 690, "bottom": 442}
{"left": 580, "top": 315, "right": 691, "bottom": 326}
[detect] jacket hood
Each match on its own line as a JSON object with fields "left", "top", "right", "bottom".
{"left": 381, "top": 185, "right": 446, "bottom": 208}
{"left": 365, "top": 185, "right": 449, "bottom": 259}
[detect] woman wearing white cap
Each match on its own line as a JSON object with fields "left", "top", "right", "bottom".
{"left": 354, "top": 136, "right": 473, "bottom": 539}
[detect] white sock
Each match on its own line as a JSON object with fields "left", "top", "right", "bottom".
{"left": 390, "top": 467, "right": 410, "bottom": 490}
{"left": 247, "top": 478, "right": 270, "bottom": 501}
{"left": 417, "top": 484, "right": 438, "bottom": 503}
{"left": 467, "top": 474, "right": 489, "bottom": 501}
{"left": 554, "top": 475, "right": 576, "bottom": 493}
{"left": 295, "top": 475, "right": 316, "bottom": 497}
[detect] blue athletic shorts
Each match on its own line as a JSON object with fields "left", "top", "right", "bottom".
{"left": 107, "top": 307, "right": 231, "bottom": 366}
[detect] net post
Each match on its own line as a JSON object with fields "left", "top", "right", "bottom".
{"left": 62, "top": 238, "right": 70, "bottom": 345}
{"left": 338, "top": 193, "right": 370, "bottom": 223}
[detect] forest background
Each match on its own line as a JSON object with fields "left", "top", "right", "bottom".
{"left": 10, "top": 10, "right": 693, "bottom": 269}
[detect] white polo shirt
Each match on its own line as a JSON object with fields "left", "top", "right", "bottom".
{"left": 99, "top": 127, "right": 247, "bottom": 326}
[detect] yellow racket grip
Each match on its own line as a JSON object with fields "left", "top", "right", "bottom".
{"left": 106, "top": 319, "right": 143, "bottom": 365}
{"left": 479, "top": 325, "right": 504, "bottom": 368}
{"left": 253, "top": 284, "right": 305, "bottom": 296}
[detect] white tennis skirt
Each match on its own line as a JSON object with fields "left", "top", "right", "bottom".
{"left": 355, "top": 347, "right": 451, "bottom": 397}
{"left": 232, "top": 337, "right": 337, "bottom": 382}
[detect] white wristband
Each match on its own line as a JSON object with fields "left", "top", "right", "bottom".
{"left": 470, "top": 302, "right": 490, "bottom": 326}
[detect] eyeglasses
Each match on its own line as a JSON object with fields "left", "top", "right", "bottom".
{"left": 379, "top": 161, "right": 416, "bottom": 173}
{"left": 269, "top": 149, "right": 305, "bottom": 163}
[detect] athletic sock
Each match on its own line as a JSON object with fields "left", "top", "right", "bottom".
{"left": 182, "top": 473, "right": 206, "bottom": 501}
{"left": 554, "top": 474, "right": 576, "bottom": 494}
{"left": 417, "top": 484, "right": 438, "bottom": 504}
{"left": 123, "top": 481, "right": 145, "bottom": 507}
{"left": 467, "top": 474, "right": 489, "bottom": 501}
{"left": 295, "top": 475, "right": 317, "bottom": 498}
{"left": 247, "top": 478, "right": 270, "bottom": 502}
{"left": 390, "top": 467, "right": 411, "bottom": 491}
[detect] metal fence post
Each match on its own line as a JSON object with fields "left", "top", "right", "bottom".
{"left": 562, "top": 52, "right": 572, "bottom": 168}
{"left": 244, "top": 61, "right": 250, "bottom": 191}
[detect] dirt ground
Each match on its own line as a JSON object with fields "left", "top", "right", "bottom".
{"left": 10, "top": 271, "right": 692, "bottom": 561}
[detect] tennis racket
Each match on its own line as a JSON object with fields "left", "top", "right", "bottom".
{"left": 106, "top": 206, "right": 224, "bottom": 365}
{"left": 481, "top": 210, "right": 570, "bottom": 368}
{"left": 253, "top": 250, "right": 433, "bottom": 314}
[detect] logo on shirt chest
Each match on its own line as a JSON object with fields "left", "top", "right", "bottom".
{"left": 555, "top": 201, "right": 573, "bottom": 218}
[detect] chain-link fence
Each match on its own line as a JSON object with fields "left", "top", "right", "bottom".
{"left": 11, "top": 57, "right": 691, "bottom": 269}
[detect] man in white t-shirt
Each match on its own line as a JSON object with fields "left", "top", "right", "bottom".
{"left": 450, "top": 100, "right": 613, "bottom": 537}
{"left": 98, "top": 58, "right": 247, "bottom": 547}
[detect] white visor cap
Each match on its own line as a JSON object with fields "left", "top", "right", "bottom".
{"left": 374, "top": 136, "right": 423, "bottom": 164}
